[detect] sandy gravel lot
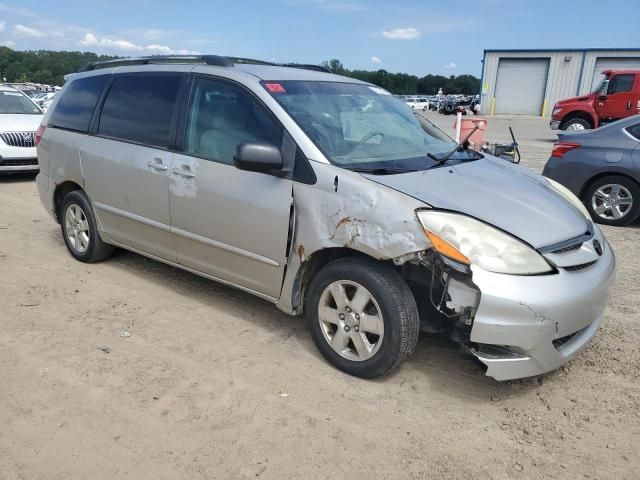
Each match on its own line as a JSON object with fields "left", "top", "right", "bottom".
{"left": 1, "top": 113, "right": 639, "bottom": 480}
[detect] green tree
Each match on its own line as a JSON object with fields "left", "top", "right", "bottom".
{"left": 321, "top": 59, "right": 480, "bottom": 95}
{"left": 0, "top": 47, "right": 116, "bottom": 86}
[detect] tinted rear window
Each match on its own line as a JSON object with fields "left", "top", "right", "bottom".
{"left": 49, "top": 75, "right": 109, "bottom": 132}
{"left": 98, "top": 73, "right": 183, "bottom": 147}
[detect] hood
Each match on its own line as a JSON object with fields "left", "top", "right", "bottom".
{"left": 364, "top": 157, "right": 589, "bottom": 249}
{"left": 557, "top": 93, "right": 596, "bottom": 106}
{"left": 0, "top": 114, "right": 43, "bottom": 133}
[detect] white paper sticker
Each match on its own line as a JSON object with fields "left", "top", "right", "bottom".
{"left": 2, "top": 91, "right": 22, "bottom": 96}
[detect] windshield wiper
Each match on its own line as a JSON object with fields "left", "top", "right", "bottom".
{"left": 427, "top": 125, "right": 481, "bottom": 166}
{"left": 347, "top": 167, "right": 418, "bottom": 175}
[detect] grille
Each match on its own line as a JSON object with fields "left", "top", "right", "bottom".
{"left": 564, "top": 261, "right": 596, "bottom": 272}
{"left": 0, "top": 158, "right": 38, "bottom": 166}
{"left": 551, "top": 242, "right": 582, "bottom": 254}
{"left": 0, "top": 131, "right": 36, "bottom": 147}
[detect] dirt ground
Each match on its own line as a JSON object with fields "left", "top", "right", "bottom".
{"left": 1, "top": 113, "right": 639, "bottom": 480}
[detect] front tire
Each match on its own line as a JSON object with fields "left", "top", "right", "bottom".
{"left": 305, "top": 257, "right": 419, "bottom": 378}
{"left": 583, "top": 175, "right": 640, "bottom": 226}
{"left": 561, "top": 117, "right": 591, "bottom": 131}
{"left": 61, "top": 190, "right": 114, "bottom": 262}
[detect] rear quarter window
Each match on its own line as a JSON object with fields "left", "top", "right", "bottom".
{"left": 49, "top": 75, "right": 109, "bottom": 132}
{"left": 626, "top": 123, "right": 640, "bottom": 140}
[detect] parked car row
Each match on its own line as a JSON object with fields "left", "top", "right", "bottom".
{"left": 30, "top": 91, "right": 58, "bottom": 111}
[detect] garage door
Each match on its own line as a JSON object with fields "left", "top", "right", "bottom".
{"left": 591, "top": 57, "right": 640, "bottom": 90}
{"left": 494, "top": 58, "right": 549, "bottom": 115}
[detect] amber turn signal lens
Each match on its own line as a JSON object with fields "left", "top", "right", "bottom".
{"left": 423, "top": 229, "right": 471, "bottom": 265}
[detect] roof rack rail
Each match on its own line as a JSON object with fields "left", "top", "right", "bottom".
{"left": 283, "top": 63, "right": 332, "bottom": 74}
{"left": 75, "top": 55, "right": 334, "bottom": 75}
{"left": 227, "top": 57, "right": 276, "bottom": 66}
{"left": 75, "top": 55, "right": 234, "bottom": 73}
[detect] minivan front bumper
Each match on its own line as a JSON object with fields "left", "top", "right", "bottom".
{"left": 467, "top": 240, "right": 615, "bottom": 381}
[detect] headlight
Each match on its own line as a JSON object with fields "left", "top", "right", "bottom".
{"left": 552, "top": 107, "right": 562, "bottom": 116}
{"left": 417, "top": 211, "right": 553, "bottom": 275}
{"left": 545, "top": 178, "right": 590, "bottom": 219}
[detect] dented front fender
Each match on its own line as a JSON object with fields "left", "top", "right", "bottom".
{"left": 276, "top": 161, "right": 430, "bottom": 315}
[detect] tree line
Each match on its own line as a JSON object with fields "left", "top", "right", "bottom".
{"left": 0, "top": 48, "right": 480, "bottom": 95}
{"left": 320, "top": 59, "right": 480, "bottom": 95}
{"left": 0, "top": 47, "right": 115, "bottom": 86}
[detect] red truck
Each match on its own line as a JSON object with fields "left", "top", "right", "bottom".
{"left": 550, "top": 70, "right": 640, "bottom": 131}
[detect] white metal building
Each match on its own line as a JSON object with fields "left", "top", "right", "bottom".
{"left": 479, "top": 49, "right": 640, "bottom": 117}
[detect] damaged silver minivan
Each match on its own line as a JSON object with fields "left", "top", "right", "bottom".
{"left": 36, "top": 56, "right": 616, "bottom": 380}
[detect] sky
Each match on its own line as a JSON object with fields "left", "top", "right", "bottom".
{"left": 0, "top": 0, "right": 638, "bottom": 77}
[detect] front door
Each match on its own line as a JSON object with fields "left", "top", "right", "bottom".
{"left": 169, "top": 76, "right": 293, "bottom": 298}
{"left": 81, "top": 72, "right": 185, "bottom": 261}
{"left": 595, "top": 73, "right": 637, "bottom": 120}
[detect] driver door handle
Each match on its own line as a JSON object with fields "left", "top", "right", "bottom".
{"left": 172, "top": 167, "right": 196, "bottom": 178}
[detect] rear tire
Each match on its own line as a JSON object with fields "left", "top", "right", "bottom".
{"left": 583, "top": 175, "right": 640, "bottom": 226}
{"left": 61, "top": 190, "right": 114, "bottom": 262}
{"left": 305, "top": 257, "right": 419, "bottom": 378}
{"left": 561, "top": 117, "right": 591, "bottom": 131}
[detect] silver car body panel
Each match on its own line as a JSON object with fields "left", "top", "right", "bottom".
{"left": 169, "top": 150, "right": 293, "bottom": 298}
{"left": 37, "top": 61, "right": 617, "bottom": 381}
{"left": 364, "top": 157, "right": 590, "bottom": 249}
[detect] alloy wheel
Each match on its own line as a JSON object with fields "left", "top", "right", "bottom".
{"left": 592, "top": 183, "right": 633, "bottom": 220}
{"left": 64, "top": 204, "right": 90, "bottom": 253}
{"left": 318, "top": 280, "right": 384, "bottom": 362}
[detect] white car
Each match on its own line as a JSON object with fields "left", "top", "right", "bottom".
{"left": 0, "top": 85, "right": 43, "bottom": 173}
{"left": 405, "top": 97, "right": 429, "bottom": 111}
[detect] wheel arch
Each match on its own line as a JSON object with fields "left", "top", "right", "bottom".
{"left": 53, "top": 180, "right": 84, "bottom": 223}
{"left": 561, "top": 110, "right": 596, "bottom": 129}
{"left": 579, "top": 171, "right": 640, "bottom": 200}
{"left": 289, "top": 247, "right": 396, "bottom": 316}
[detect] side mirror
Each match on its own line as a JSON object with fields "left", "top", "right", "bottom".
{"left": 234, "top": 142, "right": 283, "bottom": 174}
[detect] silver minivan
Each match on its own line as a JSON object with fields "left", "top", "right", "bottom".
{"left": 36, "top": 56, "right": 615, "bottom": 380}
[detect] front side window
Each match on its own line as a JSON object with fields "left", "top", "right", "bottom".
{"left": 0, "top": 90, "right": 42, "bottom": 115}
{"left": 184, "top": 78, "right": 283, "bottom": 164}
{"left": 608, "top": 74, "right": 634, "bottom": 95}
{"left": 98, "top": 73, "right": 183, "bottom": 147}
{"left": 265, "top": 81, "right": 476, "bottom": 172}
{"left": 49, "top": 75, "right": 108, "bottom": 131}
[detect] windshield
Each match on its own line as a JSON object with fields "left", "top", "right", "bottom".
{"left": 0, "top": 90, "right": 42, "bottom": 114}
{"left": 591, "top": 78, "right": 607, "bottom": 95}
{"left": 264, "top": 81, "right": 480, "bottom": 172}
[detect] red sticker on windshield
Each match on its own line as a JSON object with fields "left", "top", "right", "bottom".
{"left": 265, "top": 83, "right": 286, "bottom": 93}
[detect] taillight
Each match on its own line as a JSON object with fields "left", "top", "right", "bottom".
{"left": 551, "top": 142, "right": 580, "bottom": 158}
{"left": 34, "top": 124, "right": 46, "bottom": 146}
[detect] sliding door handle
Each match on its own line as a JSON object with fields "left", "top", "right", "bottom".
{"left": 171, "top": 167, "right": 196, "bottom": 178}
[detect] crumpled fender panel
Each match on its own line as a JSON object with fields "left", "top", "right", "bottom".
{"left": 276, "top": 161, "right": 430, "bottom": 315}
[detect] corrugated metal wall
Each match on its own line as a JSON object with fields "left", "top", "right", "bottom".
{"left": 480, "top": 49, "right": 640, "bottom": 117}
{"left": 580, "top": 51, "right": 640, "bottom": 93}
